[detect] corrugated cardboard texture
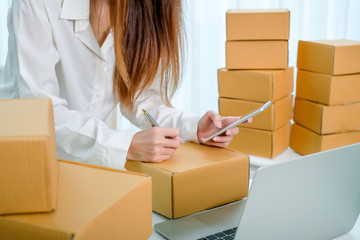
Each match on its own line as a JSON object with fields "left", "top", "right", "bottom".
{"left": 0, "top": 98, "right": 57, "bottom": 215}
{"left": 219, "top": 95, "right": 293, "bottom": 131}
{"left": 293, "top": 98, "right": 360, "bottom": 134}
{"left": 125, "top": 143, "right": 249, "bottom": 219}
{"left": 226, "top": 40, "right": 288, "bottom": 69}
{"left": 297, "top": 40, "right": 360, "bottom": 75}
{"left": 227, "top": 123, "right": 291, "bottom": 158}
{"left": 296, "top": 70, "right": 360, "bottom": 105}
{"left": 218, "top": 67, "right": 293, "bottom": 102}
{"left": 290, "top": 123, "right": 360, "bottom": 155}
{"left": 226, "top": 9, "right": 290, "bottom": 40}
{"left": 0, "top": 160, "right": 152, "bottom": 240}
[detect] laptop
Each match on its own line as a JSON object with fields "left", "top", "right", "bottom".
{"left": 155, "top": 143, "right": 360, "bottom": 240}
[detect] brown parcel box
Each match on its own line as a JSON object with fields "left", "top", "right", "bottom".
{"left": 0, "top": 160, "right": 152, "bottom": 240}
{"left": 296, "top": 70, "right": 360, "bottom": 105}
{"left": 226, "top": 9, "right": 290, "bottom": 41}
{"left": 125, "top": 143, "right": 249, "bottom": 219}
{"left": 290, "top": 123, "right": 360, "bottom": 155}
{"left": 297, "top": 40, "right": 360, "bottom": 75}
{"left": 227, "top": 123, "right": 291, "bottom": 158}
{"left": 226, "top": 40, "right": 288, "bottom": 70}
{"left": 293, "top": 98, "right": 360, "bottom": 135}
{"left": 218, "top": 67, "right": 293, "bottom": 102}
{"left": 0, "top": 98, "right": 57, "bottom": 215}
{"left": 219, "top": 95, "right": 293, "bottom": 131}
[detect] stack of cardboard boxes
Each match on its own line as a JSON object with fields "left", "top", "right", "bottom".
{"left": 0, "top": 99, "right": 152, "bottom": 240}
{"left": 219, "top": 9, "right": 294, "bottom": 158}
{"left": 290, "top": 40, "right": 360, "bottom": 155}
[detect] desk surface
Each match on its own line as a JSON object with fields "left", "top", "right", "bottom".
{"left": 148, "top": 148, "right": 360, "bottom": 240}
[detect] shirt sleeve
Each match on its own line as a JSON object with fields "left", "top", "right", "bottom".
{"left": 7, "top": 0, "right": 136, "bottom": 169}
{"left": 122, "top": 73, "right": 201, "bottom": 143}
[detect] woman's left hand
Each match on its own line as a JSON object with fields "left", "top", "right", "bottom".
{"left": 197, "top": 111, "right": 251, "bottom": 148}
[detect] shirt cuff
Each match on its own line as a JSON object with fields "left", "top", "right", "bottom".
{"left": 181, "top": 115, "right": 201, "bottom": 144}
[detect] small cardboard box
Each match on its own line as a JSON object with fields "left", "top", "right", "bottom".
{"left": 293, "top": 98, "right": 360, "bottom": 134}
{"left": 227, "top": 123, "right": 291, "bottom": 158}
{"left": 0, "top": 98, "right": 57, "bottom": 215}
{"left": 125, "top": 143, "right": 249, "bottom": 219}
{"left": 218, "top": 67, "right": 293, "bottom": 102}
{"left": 219, "top": 95, "right": 293, "bottom": 131}
{"left": 296, "top": 70, "right": 360, "bottom": 105}
{"left": 226, "top": 9, "right": 290, "bottom": 40}
{"left": 290, "top": 123, "right": 360, "bottom": 155}
{"left": 226, "top": 40, "right": 288, "bottom": 69}
{"left": 0, "top": 160, "right": 152, "bottom": 240}
{"left": 297, "top": 40, "right": 360, "bottom": 75}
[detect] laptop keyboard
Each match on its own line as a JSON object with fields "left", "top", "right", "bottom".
{"left": 197, "top": 227, "right": 237, "bottom": 240}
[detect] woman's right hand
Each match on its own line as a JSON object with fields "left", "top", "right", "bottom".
{"left": 126, "top": 127, "right": 183, "bottom": 163}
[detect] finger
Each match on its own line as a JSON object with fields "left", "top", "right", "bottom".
{"left": 151, "top": 155, "right": 172, "bottom": 163}
{"left": 207, "top": 111, "right": 222, "bottom": 128}
{"left": 225, "top": 127, "right": 239, "bottom": 136}
{"left": 213, "top": 135, "right": 233, "bottom": 143}
{"left": 245, "top": 117, "right": 253, "bottom": 124}
{"left": 221, "top": 116, "right": 240, "bottom": 124}
{"left": 174, "top": 136, "right": 184, "bottom": 143}
{"left": 157, "top": 127, "right": 180, "bottom": 139}
{"left": 163, "top": 138, "right": 181, "bottom": 149}
{"left": 159, "top": 147, "right": 176, "bottom": 156}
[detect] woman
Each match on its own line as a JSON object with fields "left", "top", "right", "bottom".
{"left": 0, "top": 0, "right": 243, "bottom": 169}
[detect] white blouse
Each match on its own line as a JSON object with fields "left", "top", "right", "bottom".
{"left": 0, "top": 0, "right": 200, "bottom": 169}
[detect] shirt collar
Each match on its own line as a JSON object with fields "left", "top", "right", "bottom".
{"left": 60, "top": 0, "right": 90, "bottom": 20}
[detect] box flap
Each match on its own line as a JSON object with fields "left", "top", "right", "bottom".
{"left": 146, "top": 143, "right": 247, "bottom": 173}
{"left": 0, "top": 160, "right": 150, "bottom": 238}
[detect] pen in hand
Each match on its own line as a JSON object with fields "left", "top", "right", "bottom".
{"left": 142, "top": 109, "right": 183, "bottom": 142}
{"left": 142, "top": 109, "right": 159, "bottom": 127}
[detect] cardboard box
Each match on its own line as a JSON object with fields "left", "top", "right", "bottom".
{"left": 219, "top": 95, "right": 293, "bottom": 131}
{"left": 125, "top": 143, "right": 249, "bottom": 219}
{"left": 0, "top": 160, "right": 152, "bottom": 240}
{"left": 290, "top": 123, "right": 360, "bottom": 155}
{"left": 218, "top": 67, "right": 293, "bottom": 102}
{"left": 227, "top": 123, "right": 291, "bottom": 158}
{"left": 226, "top": 40, "right": 288, "bottom": 69}
{"left": 226, "top": 9, "right": 290, "bottom": 40}
{"left": 293, "top": 98, "right": 360, "bottom": 134}
{"left": 296, "top": 70, "right": 360, "bottom": 105}
{"left": 297, "top": 40, "right": 360, "bottom": 75}
{"left": 0, "top": 98, "right": 57, "bottom": 215}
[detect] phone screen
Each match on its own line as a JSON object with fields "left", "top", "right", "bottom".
{"left": 201, "top": 101, "right": 272, "bottom": 143}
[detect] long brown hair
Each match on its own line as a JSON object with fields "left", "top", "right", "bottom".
{"left": 109, "top": 0, "right": 184, "bottom": 111}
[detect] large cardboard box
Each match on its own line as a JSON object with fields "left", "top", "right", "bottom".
{"left": 226, "top": 9, "right": 290, "bottom": 40}
{"left": 0, "top": 98, "right": 57, "bottom": 215}
{"left": 219, "top": 95, "right": 293, "bottom": 131}
{"left": 293, "top": 98, "right": 360, "bottom": 134}
{"left": 290, "top": 123, "right": 360, "bottom": 155}
{"left": 218, "top": 67, "right": 293, "bottom": 102}
{"left": 297, "top": 40, "right": 360, "bottom": 75}
{"left": 296, "top": 70, "right": 360, "bottom": 105}
{"left": 226, "top": 40, "right": 288, "bottom": 69}
{"left": 0, "top": 160, "right": 152, "bottom": 240}
{"left": 125, "top": 143, "right": 249, "bottom": 219}
{"left": 227, "top": 123, "right": 291, "bottom": 158}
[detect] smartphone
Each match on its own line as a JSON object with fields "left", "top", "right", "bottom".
{"left": 201, "top": 100, "right": 272, "bottom": 143}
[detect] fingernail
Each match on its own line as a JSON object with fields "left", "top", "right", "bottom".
{"left": 215, "top": 121, "right": 222, "bottom": 128}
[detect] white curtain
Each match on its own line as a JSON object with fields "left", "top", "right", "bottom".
{"left": 1, "top": 0, "right": 360, "bottom": 129}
